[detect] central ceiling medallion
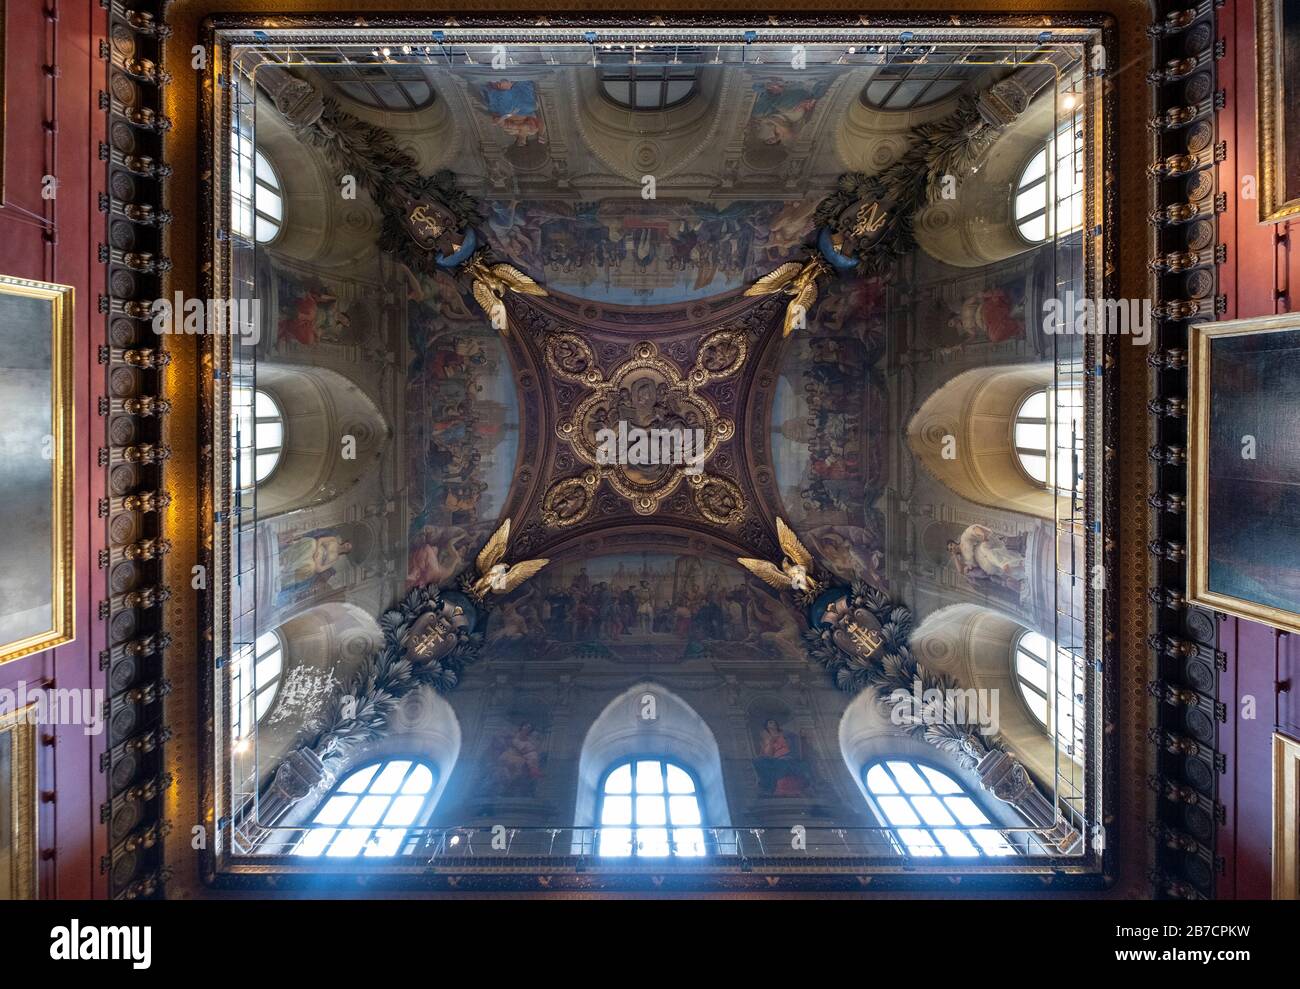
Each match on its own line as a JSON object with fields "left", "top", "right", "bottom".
{"left": 542, "top": 331, "right": 748, "bottom": 526}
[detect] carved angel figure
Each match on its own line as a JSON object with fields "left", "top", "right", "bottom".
{"left": 738, "top": 517, "right": 821, "bottom": 595}
{"left": 463, "top": 253, "right": 548, "bottom": 335}
{"left": 744, "top": 255, "right": 830, "bottom": 337}
{"left": 468, "top": 518, "right": 550, "bottom": 600}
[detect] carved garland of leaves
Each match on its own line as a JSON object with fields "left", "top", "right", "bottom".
{"left": 813, "top": 96, "right": 998, "bottom": 276}
{"left": 803, "top": 580, "right": 1002, "bottom": 769}
{"left": 308, "top": 584, "right": 484, "bottom": 765}
{"left": 298, "top": 97, "right": 486, "bottom": 276}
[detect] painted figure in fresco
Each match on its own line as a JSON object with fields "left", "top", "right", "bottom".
{"left": 749, "top": 79, "right": 828, "bottom": 145}
{"left": 479, "top": 80, "right": 546, "bottom": 146}
{"left": 276, "top": 284, "right": 349, "bottom": 348}
{"left": 635, "top": 580, "right": 656, "bottom": 635}
{"left": 947, "top": 524, "right": 1027, "bottom": 590}
{"left": 488, "top": 722, "right": 545, "bottom": 796}
{"left": 276, "top": 529, "right": 352, "bottom": 604}
{"left": 753, "top": 720, "right": 810, "bottom": 796}
{"left": 406, "top": 525, "right": 473, "bottom": 588}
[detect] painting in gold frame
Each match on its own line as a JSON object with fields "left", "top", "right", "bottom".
{"left": 0, "top": 275, "right": 74, "bottom": 664}
{"left": 1274, "top": 733, "right": 1300, "bottom": 899}
{"left": 0, "top": 704, "right": 36, "bottom": 900}
{"left": 1189, "top": 314, "right": 1300, "bottom": 632}
{"left": 1257, "top": 0, "right": 1300, "bottom": 223}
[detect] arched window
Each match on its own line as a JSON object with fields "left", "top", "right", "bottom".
{"left": 1012, "top": 385, "right": 1084, "bottom": 496}
{"left": 230, "top": 385, "right": 284, "bottom": 490}
{"left": 1014, "top": 630, "right": 1086, "bottom": 757}
{"left": 600, "top": 56, "right": 699, "bottom": 111}
{"left": 862, "top": 759, "right": 1015, "bottom": 857}
{"left": 596, "top": 757, "right": 705, "bottom": 857}
{"left": 231, "top": 124, "right": 284, "bottom": 244}
{"left": 295, "top": 759, "right": 439, "bottom": 858}
{"left": 860, "top": 57, "right": 967, "bottom": 111}
{"left": 230, "top": 629, "right": 283, "bottom": 742}
{"left": 1014, "top": 121, "right": 1084, "bottom": 243}
{"left": 328, "top": 62, "right": 435, "bottom": 111}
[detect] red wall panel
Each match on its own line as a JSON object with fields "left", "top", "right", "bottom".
{"left": 1213, "top": 0, "right": 1299, "bottom": 899}
{"left": 0, "top": 0, "right": 108, "bottom": 899}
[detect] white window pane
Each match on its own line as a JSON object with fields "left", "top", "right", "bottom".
{"left": 971, "top": 829, "right": 1017, "bottom": 856}
{"left": 1018, "top": 453, "right": 1048, "bottom": 483}
{"left": 912, "top": 795, "right": 957, "bottom": 827}
{"left": 664, "top": 763, "right": 695, "bottom": 794}
{"left": 254, "top": 390, "right": 278, "bottom": 417}
{"left": 1024, "top": 690, "right": 1049, "bottom": 725}
{"left": 295, "top": 828, "right": 335, "bottom": 857}
{"left": 338, "top": 764, "right": 380, "bottom": 794}
{"left": 668, "top": 795, "right": 701, "bottom": 826}
{"left": 326, "top": 828, "right": 371, "bottom": 857}
{"left": 635, "top": 760, "right": 664, "bottom": 794}
{"left": 673, "top": 828, "right": 706, "bottom": 856}
{"left": 255, "top": 452, "right": 280, "bottom": 481}
{"left": 314, "top": 795, "right": 356, "bottom": 826}
{"left": 255, "top": 217, "right": 279, "bottom": 243}
{"left": 1015, "top": 422, "right": 1047, "bottom": 451}
{"left": 1019, "top": 215, "right": 1047, "bottom": 242}
{"left": 601, "top": 795, "right": 632, "bottom": 826}
{"left": 943, "top": 796, "right": 990, "bottom": 826}
{"left": 348, "top": 795, "right": 392, "bottom": 827}
{"left": 1016, "top": 187, "right": 1046, "bottom": 218}
{"left": 599, "top": 828, "right": 632, "bottom": 856}
{"left": 664, "top": 80, "right": 693, "bottom": 103}
{"left": 604, "top": 763, "right": 632, "bottom": 794}
{"left": 897, "top": 829, "right": 943, "bottom": 856}
{"left": 933, "top": 829, "right": 980, "bottom": 856}
{"left": 257, "top": 190, "right": 283, "bottom": 221}
{"left": 370, "top": 761, "right": 412, "bottom": 794}
{"left": 602, "top": 80, "right": 631, "bottom": 105}
{"left": 254, "top": 152, "right": 278, "bottom": 186}
{"left": 365, "top": 828, "right": 407, "bottom": 856}
{"left": 635, "top": 828, "right": 670, "bottom": 857}
{"left": 885, "top": 761, "right": 930, "bottom": 795}
{"left": 878, "top": 796, "right": 921, "bottom": 827}
{"left": 256, "top": 421, "right": 283, "bottom": 449}
{"left": 865, "top": 764, "right": 898, "bottom": 794}
{"left": 254, "top": 685, "right": 277, "bottom": 719}
{"left": 254, "top": 654, "right": 281, "bottom": 686}
{"left": 382, "top": 795, "right": 425, "bottom": 827}
{"left": 1020, "top": 149, "right": 1047, "bottom": 184}
{"left": 918, "top": 765, "right": 962, "bottom": 795}
{"left": 402, "top": 764, "right": 434, "bottom": 795}
{"left": 1017, "top": 652, "right": 1049, "bottom": 693}
{"left": 1019, "top": 391, "right": 1047, "bottom": 419}
{"left": 636, "top": 795, "right": 667, "bottom": 826}
{"left": 254, "top": 630, "right": 279, "bottom": 654}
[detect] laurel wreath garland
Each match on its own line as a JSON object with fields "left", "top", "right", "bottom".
{"left": 298, "top": 97, "right": 486, "bottom": 277}
{"left": 308, "top": 583, "right": 485, "bottom": 764}
{"left": 804, "top": 580, "right": 1001, "bottom": 769}
{"left": 813, "top": 96, "right": 1000, "bottom": 277}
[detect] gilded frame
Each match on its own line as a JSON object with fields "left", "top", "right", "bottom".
{"left": 0, "top": 703, "right": 37, "bottom": 900}
{"left": 195, "top": 13, "right": 1119, "bottom": 893}
{"left": 1188, "top": 314, "right": 1300, "bottom": 632}
{"left": 1274, "top": 733, "right": 1300, "bottom": 899}
{"left": 1256, "top": 0, "right": 1300, "bottom": 223}
{"left": 0, "top": 274, "right": 74, "bottom": 664}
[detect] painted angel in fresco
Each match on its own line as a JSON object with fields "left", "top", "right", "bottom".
{"left": 479, "top": 80, "right": 546, "bottom": 146}
{"left": 748, "top": 79, "right": 828, "bottom": 146}
{"left": 276, "top": 529, "right": 352, "bottom": 605}
{"left": 488, "top": 722, "right": 545, "bottom": 796}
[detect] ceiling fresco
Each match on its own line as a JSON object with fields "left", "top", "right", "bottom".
{"left": 207, "top": 30, "right": 1108, "bottom": 885}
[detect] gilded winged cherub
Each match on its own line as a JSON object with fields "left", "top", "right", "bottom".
{"left": 463, "top": 254, "right": 548, "bottom": 335}
{"left": 738, "top": 517, "right": 821, "bottom": 596}
{"left": 467, "top": 518, "right": 550, "bottom": 601}
{"left": 743, "top": 255, "right": 830, "bottom": 338}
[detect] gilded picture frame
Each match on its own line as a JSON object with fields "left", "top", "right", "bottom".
{"left": 1257, "top": 0, "right": 1300, "bottom": 223}
{"left": 1274, "top": 733, "right": 1300, "bottom": 899}
{"left": 0, "top": 703, "right": 37, "bottom": 900}
{"left": 0, "top": 275, "right": 74, "bottom": 664}
{"left": 1188, "top": 314, "right": 1300, "bottom": 632}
